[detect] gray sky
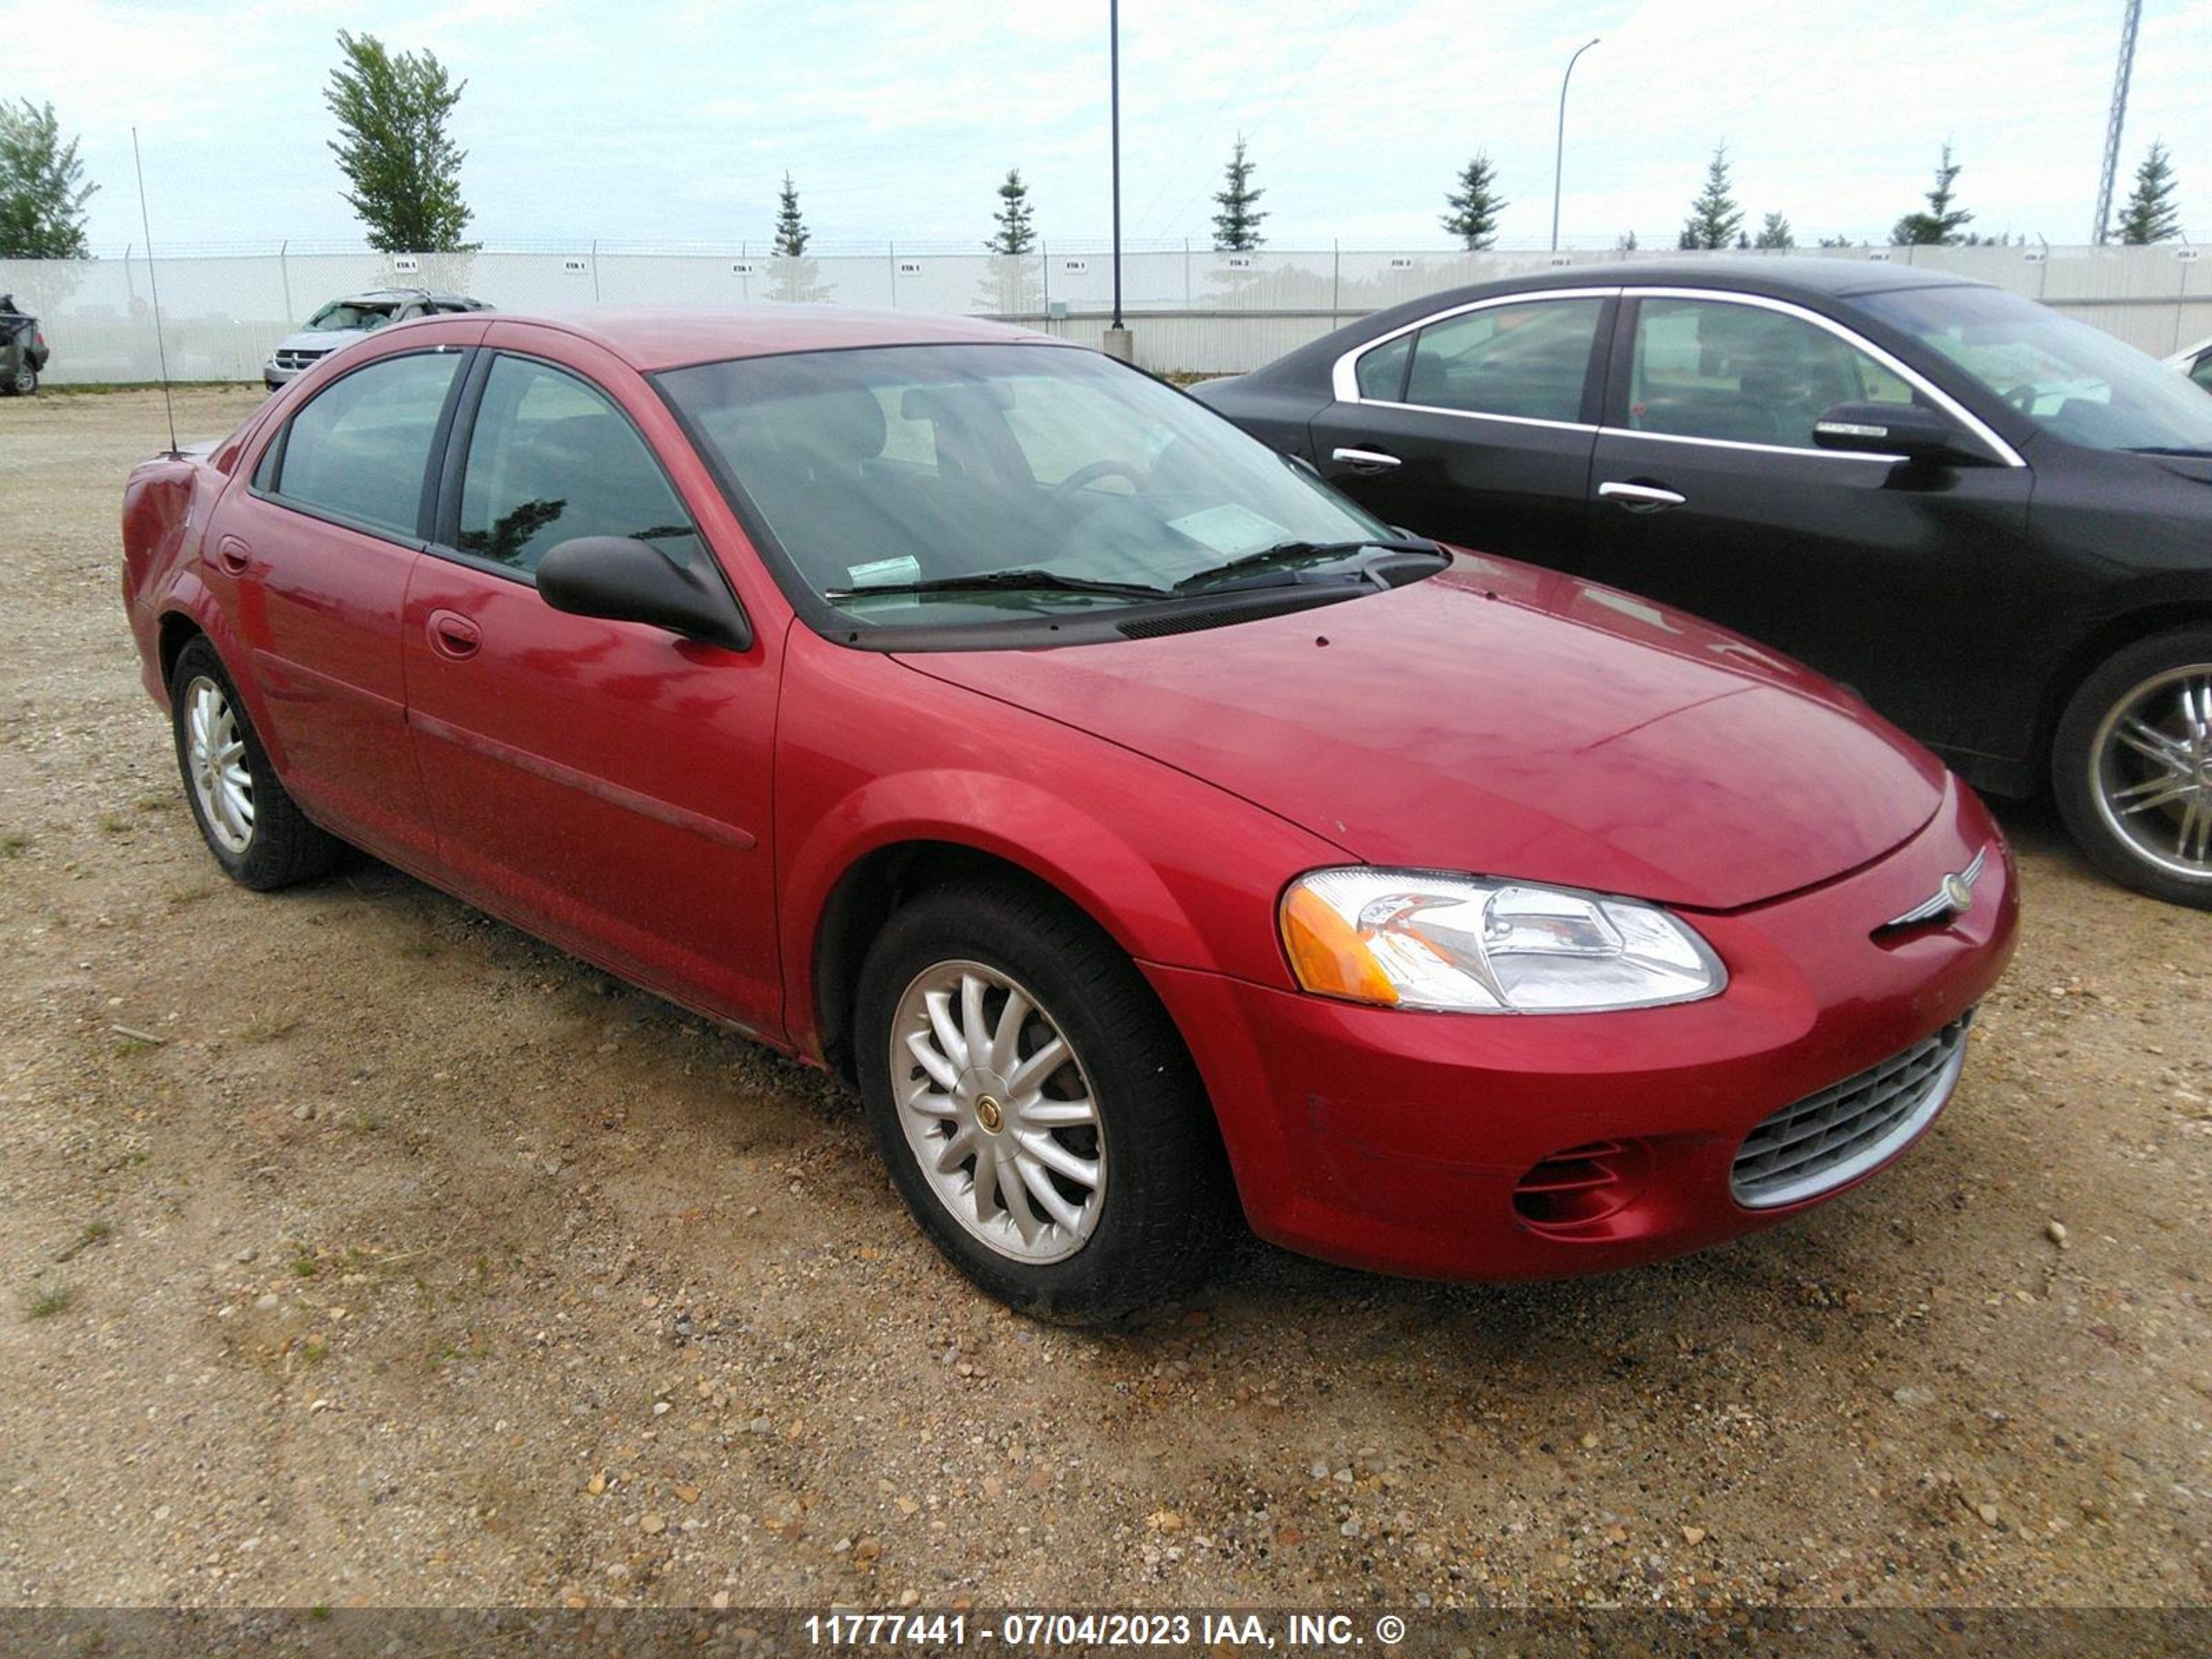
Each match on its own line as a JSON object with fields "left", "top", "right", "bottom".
{"left": 11, "top": 0, "right": 2211, "bottom": 252}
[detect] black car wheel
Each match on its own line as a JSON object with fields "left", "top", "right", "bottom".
{"left": 5, "top": 362, "right": 32, "bottom": 396}
{"left": 169, "top": 637, "right": 342, "bottom": 890}
{"left": 853, "top": 877, "right": 1229, "bottom": 1322}
{"left": 2053, "top": 626, "right": 2212, "bottom": 908}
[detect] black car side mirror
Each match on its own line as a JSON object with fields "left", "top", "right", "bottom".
{"left": 1812, "top": 402, "right": 1989, "bottom": 467}
{"left": 536, "top": 536, "right": 753, "bottom": 652}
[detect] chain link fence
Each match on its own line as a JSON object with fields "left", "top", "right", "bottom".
{"left": 1, "top": 242, "right": 2206, "bottom": 384}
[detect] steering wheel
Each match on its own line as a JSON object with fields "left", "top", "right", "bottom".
{"left": 1048, "top": 458, "right": 1146, "bottom": 509}
{"left": 2003, "top": 382, "right": 2040, "bottom": 414}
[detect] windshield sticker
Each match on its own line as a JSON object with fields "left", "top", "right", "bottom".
{"left": 1166, "top": 503, "right": 1288, "bottom": 556}
{"left": 845, "top": 555, "right": 924, "bottom": 589}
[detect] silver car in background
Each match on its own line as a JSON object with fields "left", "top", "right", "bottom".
{"left": 263, "top": 288, "right": 490, "bottom": 389}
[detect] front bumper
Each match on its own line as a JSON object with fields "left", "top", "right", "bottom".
{"left": 1145, "top": 776, "right": 2018, "bottom": 1282}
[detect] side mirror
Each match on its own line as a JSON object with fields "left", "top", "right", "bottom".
{"left": 1812, "top": 402, "right": 1989, "bottom": 466}
{"left": 536, "top": 536, "right": 753, "bottom": 652}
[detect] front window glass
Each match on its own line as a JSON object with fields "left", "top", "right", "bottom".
{"left": 1404, "top": 299, "right": 1602, "bottom": 421}
{"left": 2188, "top": 352, "right": 2212, "bottom": 395}
{"left": 456, "top": 355, "right": 702, "bottom": 576}
{"left": 1862, "top": 284, "right": 2212, "bottom": 454}
{"left": 658, "top": 344, "right": 1394, "bottom": 630}
{"left": 306, "top": 301, "right": 404, "bottom": 333}
{"left": 1628, "top": 298, "right": 1919, "bottom": 450}
{"left": 272, "top": 350, "right": 458, "bottom": 538}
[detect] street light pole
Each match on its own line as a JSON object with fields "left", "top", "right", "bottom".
{"left": 1110, "top": 0, "right": 1123, "bottom": 328}
{"left": 1550, "top": 37, "right": 1601, "bottom": 254}
{"left": 1105, "top": 0, "right": 1132, "bottom": 359}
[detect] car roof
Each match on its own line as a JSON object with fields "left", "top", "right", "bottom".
{"left": 335, "top": 288, "right": 479, "bottom": 306}
{"left": 449, "top": 306, "right": 1059, "bottom": 372}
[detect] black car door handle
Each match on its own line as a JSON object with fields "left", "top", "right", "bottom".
{"left": 1597, "top": 480, "right": 1687, "bottom": 512}
{"left": 1331, "top": 447, "right": 1403, "bottom": 474}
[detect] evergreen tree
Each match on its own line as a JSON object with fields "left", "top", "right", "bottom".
{"left": 324, "top": 31, "right": 472, "bottom": 252}
{"left": 986, "top": 168, "right": 1035, "bottom": 254}
{"left": 1754, "top": 211, "right": 1794, "bottom": 250}
{"left": 1440, "top": 153, "right": 1507, "bottom": 250}
{"left": 1891, "top": 142, "right": 1972, "bottom": 245}
{"left": 773, "top": 172, "right": 809, "bottom": 257}
{"left": 2114, "top": 140, "right": 2182, "bottom": 244}
{"left": 1678, "top": 144, "right": 1743, "bottom": 250}
{"left": 0, "top": 100, "right": 95, "bottom": 259}
{"left": 1211, "top": 137, "right": 1266, "bottom": 252}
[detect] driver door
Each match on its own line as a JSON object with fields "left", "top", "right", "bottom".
{"left": 1578, "top": 293, "right": 2034, "bottom": 758}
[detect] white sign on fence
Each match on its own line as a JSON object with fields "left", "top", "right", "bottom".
{"left": 563, "top": 259, "right": 590, "bottom": 274}
{"left": 731, "top": 261, "right": 759, "bottom": 275}
{"left": 390, "top": 256, "right": 420, "bottom": 274}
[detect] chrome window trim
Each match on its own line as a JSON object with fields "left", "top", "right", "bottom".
{"left": 1330, "top": 286, "right": 1620, "bottom": 404}
{"left": 1618, "top": 287, "right": 2025, "bottom": 468}
{"left": 1331, "top": 283, "right": 2026, "bottom": 469}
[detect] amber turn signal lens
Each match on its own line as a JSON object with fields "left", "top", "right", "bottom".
{"left": 1280, "top": 883, "right": 1400, "bottom": 1006}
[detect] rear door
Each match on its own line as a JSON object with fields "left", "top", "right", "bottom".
{"left": 1304, "top": 290, "right": 1614, "bottom": 561}
{"left": 215, "top": 341, "right": 474, "bottom": 863}
{"left": 400, "top": 335, "right": 785, "bottom": 1032}
{"left": 1579, "top": 290, "right": 2034, "bottom": 755}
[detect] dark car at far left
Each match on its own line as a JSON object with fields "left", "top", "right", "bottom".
{"left": 1, "top": 293, "right": 50, "bottom": 395}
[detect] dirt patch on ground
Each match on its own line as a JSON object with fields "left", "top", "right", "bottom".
{"left": 1, "top": 389, "right": 2206, "bottom": 1612}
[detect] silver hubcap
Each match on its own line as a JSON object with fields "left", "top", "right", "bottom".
{"left": 184, "top": 676, "right": 254, "bottom": 854}
{"left": 2092, "top": 664, "right": 2212, "bottom": 881}
{"left": 890, "top": 959, "right": 1104, "bottom": 1264}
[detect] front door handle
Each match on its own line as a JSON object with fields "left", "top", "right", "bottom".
{"left": 427, "top": 609, "right": 482, "bottom": 661}
{"left": 1597, "top": 480, "right": 1687, "bottom": 512}
{"left": 1331, "top": 447, "right": 1403, "bottom": 474}
{"left": 214, "top": 534, "right": 252, "bottom": 575}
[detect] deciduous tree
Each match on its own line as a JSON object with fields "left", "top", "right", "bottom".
{"left": 325, "top": 31, "right": 473, "bottom": 252}
{"left": 0, "top": 99, "right": 95, "bottom": 259}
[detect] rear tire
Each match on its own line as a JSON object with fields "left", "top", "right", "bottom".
{"left": 3, "top": 364, "right": 31, "bottom": 396}
{"left": 169, "top": 637, "right": 341, "bottom": 890}
{"left": 854, "top": 878, "right": 1230, "bottom": 1322}
{"left": 2052, "top": 625, "right": 2212, "bottom": 909}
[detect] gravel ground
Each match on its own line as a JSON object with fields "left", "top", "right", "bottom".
{"left": 1, "top": 388, "right": 2207, "bottom": 1614}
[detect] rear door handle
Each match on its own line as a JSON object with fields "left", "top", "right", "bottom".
{"left": 1597, "top": 480, "right": 1687, "bottom": 512}
{"left": 427, "top": 609, "right": 482, "bottom": 661}
{"left": 214, "top": 534, "right": 252, "bottom": 575}
{"left": 1331, "top": 447, "right": 1403, "bottom": 474}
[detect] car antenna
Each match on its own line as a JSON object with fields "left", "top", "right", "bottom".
{"left": 130, "top": 126, "right": 181, "bottom": 458}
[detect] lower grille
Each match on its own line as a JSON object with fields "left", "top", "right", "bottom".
{"left": 1731, "top": 1013, "right": 1973, "bottom": 1209}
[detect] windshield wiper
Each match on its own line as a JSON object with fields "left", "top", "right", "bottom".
{"left": 823, "top": 567, "right": 1173, "bottom": 603}
{"left": 2126, "top": 445, "right": 2212, "bottom": 458}
{"left": 1173, "top": 536, "right": 1443, "bottom": 594}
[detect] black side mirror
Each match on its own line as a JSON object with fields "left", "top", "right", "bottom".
{"left": 536, "top": 536, "right": 753, "bottom": 652}
{"left": 1812, "top": 401, "right": 1989, "bottom": 466}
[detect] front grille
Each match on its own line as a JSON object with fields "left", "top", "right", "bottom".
{"left": 275, "top": 347, "right": 330, "bottom": 371}
{"left": 1731, "top": 1013, "right": 1973, "bottom": 1209}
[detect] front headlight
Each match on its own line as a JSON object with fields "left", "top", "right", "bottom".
{"left": 1279, "top": 868, "right": 1725, "bottom": 1014}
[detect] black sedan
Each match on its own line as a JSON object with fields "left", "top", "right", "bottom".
{"left": 1194, "top": 258, "right": 2212, "bottom": 908}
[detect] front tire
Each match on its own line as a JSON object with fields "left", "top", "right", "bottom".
{"left": 169, "top": 637, "right": 341, "bottom": 890}
{"left": 4, "top": 363, "right": 32, "bottom": 396}
{"left": 854, "top": 879, "right": 1229, "bottom": 1322}
{"left": 2052, "top": 626, "right": 2212, "bottom": 908}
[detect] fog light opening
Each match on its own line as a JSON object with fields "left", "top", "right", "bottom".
{"left": 1512, "top": 1138, "right": 1649, "bottom": 1231}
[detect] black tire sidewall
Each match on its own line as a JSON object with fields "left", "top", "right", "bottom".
{"left": 853, "top": 882, "right": 1224, "bottom": 1321}
{"left": 2052, "top": 625, "right": 2212, "bottom": 908}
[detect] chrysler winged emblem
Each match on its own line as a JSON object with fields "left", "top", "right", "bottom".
{"left": 1884, "top": 847, "right": 1988, "bottom": 930}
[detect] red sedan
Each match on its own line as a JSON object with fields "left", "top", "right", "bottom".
{"left": 122, "top": 308, "right": 2018, "bottom": 1320}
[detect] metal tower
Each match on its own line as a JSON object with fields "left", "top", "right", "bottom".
{"left": 2093, "top": 0, "right": 2143, "bottom": 243}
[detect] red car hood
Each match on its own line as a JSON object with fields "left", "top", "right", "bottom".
{"left": 895, "top": 555, "right": 1947, "bottom": 912}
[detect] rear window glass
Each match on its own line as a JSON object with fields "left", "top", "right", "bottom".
{"left": 270, "top": 351, "right": 459, "bottom": 538}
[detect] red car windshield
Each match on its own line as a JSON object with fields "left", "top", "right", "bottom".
{"left": 658, "top": 344, "right": 1394, "bottom": 628}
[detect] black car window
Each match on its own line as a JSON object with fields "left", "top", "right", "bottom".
{"left": 1627, "top": 298, "right": 1914, "bottom": 450}
{"left": 456, "top": 355, "right": 703, "bottom": 577}
{"left": 268, "top": 350, "right": 460, "bottom": 538}
{"left": 1354, "top": 332, "right": 1413, "bottom": 401}
{"left": 2190, "top": 353, "right": 2212, "bottom": 395}
{"left": 1402, "top": 299, "right": 1603, "bottom": 422}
